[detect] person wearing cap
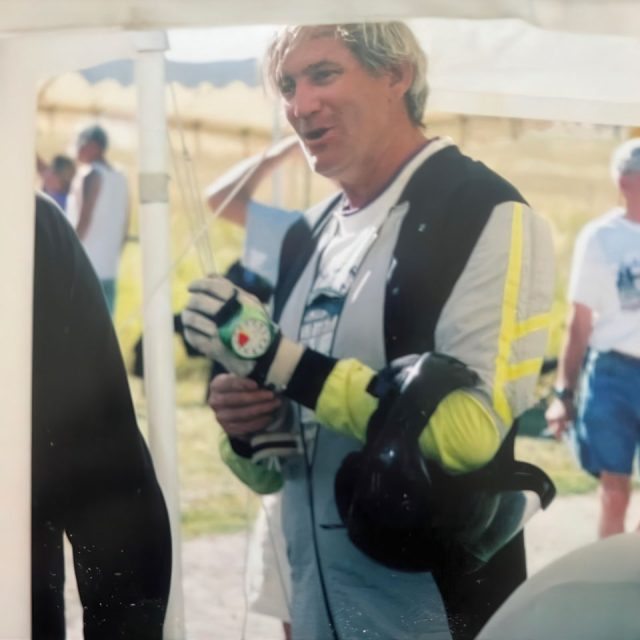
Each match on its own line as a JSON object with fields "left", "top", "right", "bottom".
{"left": 183, "top": 22, "right": 555, "bottom": 640}
{"left": 66, "top": 124, "right": 129, "bottom": 315}
{"left": 546, "top": 138, "right": 640, "bottom": 539}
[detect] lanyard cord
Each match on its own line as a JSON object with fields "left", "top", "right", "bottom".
{"left": 168, "top": 86, "right": 298, "bottom": 637}
{"left": 239, "top": 488, "right": 253, "bottom": 640}
{"left": 260, "top": 496, "right": 294, "bottom": 621}
{"left": 116, "top": 91, "right": 270, "bottom": 336}
{"left": 167, "top": 83, "right": 215, "bottom": 275}
{"left": 300, "top": 427, "right": 341, "bottom": 640}
{"left": 288, "top": 203, "right": 397, "bottom": 640}
{"left": 238, "top": 490, "right": 295, "bottom": 638}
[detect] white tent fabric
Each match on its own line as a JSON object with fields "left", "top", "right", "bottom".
{"left": 79, "top": 57, "right": 261, "bottom": 87}
{"left": 0, "top": 29, "right": 139, "bottom": 639}
{"left": 418, "top": 18, "right": 640, "bottom": 125}
{"left": 39, "top": 75, "right": 278, "bottom": 138}
{"left": 2, "top": 3, "right": 640, "bottom": 638}
{"left": 477, "top": 533, "right": 640, "bottom": 640}
{"left": 40, "top": 18, "right": 640, "bottom": 128}
{"left": 1, "top": 0, "right": 640, "bottom": 36}
{"left": 77, "top": 24, "right": 282, "bottom": 87}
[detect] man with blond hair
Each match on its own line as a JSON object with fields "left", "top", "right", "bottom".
{"left": 184, "top": 22, "right": 554, "bottom": 640}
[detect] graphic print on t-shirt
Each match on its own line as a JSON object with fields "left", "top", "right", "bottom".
{"left": 617, "top": 256, "right": 640, "bottom": 311}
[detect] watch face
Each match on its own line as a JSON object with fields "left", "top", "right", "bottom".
{"left": 230, "top": 317, "right": 272, "bottom": 359}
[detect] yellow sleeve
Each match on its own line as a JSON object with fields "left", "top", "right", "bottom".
{"left": 313, "top": 358, "right": 500, "bottom": 473}
{"left": 314, "top": 358, "right": 379, "bottom": 441}
{"left": 418, "top": 390, "right": 501, "bottom": 473}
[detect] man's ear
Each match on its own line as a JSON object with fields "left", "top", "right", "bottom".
{"left": 619, "top": 173, "right": 630, "bottom": 192}
{"left": 388, "top": 61, "right": 414, "bottom": 95}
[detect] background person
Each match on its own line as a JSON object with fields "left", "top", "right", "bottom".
{"left": 32, "top": 193, "right": 171, "bottom": 638}
{"left": 37, "top": 153, "right": 76, "bottom": 211}
{"left": 66, "top": 124, "right": 129, "bottom": 315}
{"left": 545, "top": 138, "right": 640, "bottom": 538}
{"left": 205, "top": 134, "right": 303, "bottom": 290}
{"left": 184, "top": 22, "right": 555, "bottom": 640}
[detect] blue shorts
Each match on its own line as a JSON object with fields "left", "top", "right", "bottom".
{"left": 574, "top": 350, "right": 640, "bottom": 477}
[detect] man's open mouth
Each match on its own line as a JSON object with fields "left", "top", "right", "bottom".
{"left": 304, "top": 128, "right": 330, "bottom": 141}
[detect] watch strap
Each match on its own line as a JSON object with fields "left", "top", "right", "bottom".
{"left": 552, "top": 386, "right": 574, "bottom": 401}
{"left": 248, "top": 332, "right": 283, "bottom": 387}
{"left": 262, "top": 336, "right": 306, "bottom": 391}
{"left": 211, "top": 290, "right": 242, "bottom": 327}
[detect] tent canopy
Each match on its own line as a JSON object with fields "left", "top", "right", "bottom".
{"left": 1, "top": 0, "right": 639, "bottom": 36}
{"left": 34, "top": 17, "right": 640, "bottom": 131}
{"left": 79, "top": 58, "right": 260, "bottom": 87}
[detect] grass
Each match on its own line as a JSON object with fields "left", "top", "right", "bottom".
{"left": 129, "top": 363, "right": 262, "bottom": 539}
{"left": 516, "top": 436, "right": 598, "bottom": 495}
{"left": 38, "top": 114, "right": 629, "bottom": 538}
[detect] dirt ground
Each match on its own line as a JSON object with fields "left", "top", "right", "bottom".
{"left": 63, "top": 490, "right": 640, "bottom": 639}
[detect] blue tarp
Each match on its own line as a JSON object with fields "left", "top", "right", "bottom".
{"left": 80, "top": 57, "right": 260, "bottom": 88}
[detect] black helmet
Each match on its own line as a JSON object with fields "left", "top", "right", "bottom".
{"left": 335, "top": 352, "right": 555, "bottom": 574}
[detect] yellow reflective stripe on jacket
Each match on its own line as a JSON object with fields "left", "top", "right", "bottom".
{"left": 508, "top": 357, "right": 544, "bottom": 380}
{"left": 515, "top": 313, "right": 551, "bottom": 339}
{"left": 315, "top": 358, "right": 378, "bottom": 442}
{"left": 433, "top": 201, "right": 554, "bottom": 440}
{"left": 493, "top": 203, "right": 524, "bottom": 426}
{"left": 418, "top": 390, "right": 501, "bottom": 473}
{"left": 492, "top": 203, "right": 552, "bottom": 427}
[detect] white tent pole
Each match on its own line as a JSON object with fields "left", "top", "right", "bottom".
{"left": 0, "top": 38, "right": 37, "bottom": 639}
{"left": 134, "top": 32, "right": 186, "bottom": 640}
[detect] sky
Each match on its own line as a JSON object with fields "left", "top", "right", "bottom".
{"left": 166, "top": 25, "right": 281, "bottom": 62}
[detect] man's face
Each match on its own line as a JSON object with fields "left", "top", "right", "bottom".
{"left": 42, "top": 169, "right": 62, "bottom": 194}
{"left": 620, "top": 171, "right": 640, "bottom": 200}
{"left": 77, "top": 140, "right": 98, "bottom": 164}
{"left": 277, "top": 34, "right": 403, "bottom": 184}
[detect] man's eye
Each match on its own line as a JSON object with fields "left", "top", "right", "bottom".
{"left": 311, "top": 69, "right": 337, "bottom": 84}
{"left": 279, "top": 77, "right": 295, "bottom": 97}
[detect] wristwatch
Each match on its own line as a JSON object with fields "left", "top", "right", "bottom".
{"left": 219, "top": 305, "right": 275, "bottom": 360}
{"left": 552, "top": 386, "right": 574, "bottom": 402}
{"left": 216, "top": 295, "right": 275, "bottom": 360}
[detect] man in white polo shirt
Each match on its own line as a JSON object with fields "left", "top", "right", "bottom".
{"left": 546, "top": 138, "right": 640, "bottom": 538}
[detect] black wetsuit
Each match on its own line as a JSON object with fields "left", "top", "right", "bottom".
{"left": 31, "top": 194, "right": 171, "bottom": 639}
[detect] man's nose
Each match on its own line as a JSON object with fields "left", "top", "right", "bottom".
{"left": 287, "top": 84, "right": 321, "bottom": 120}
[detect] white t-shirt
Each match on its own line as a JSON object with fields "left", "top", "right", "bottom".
{"left": 309, "top": 137, "right": 454, "bottom": 307}
{"left": 296, "top": 138, "right": 454, "bottom": 356}
{"left": 569, "top": 208, "right": 640, "bottom": 357}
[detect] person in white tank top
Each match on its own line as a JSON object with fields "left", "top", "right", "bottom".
{"left": 67, "top": 124, "right": 129, "bottom": 315}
